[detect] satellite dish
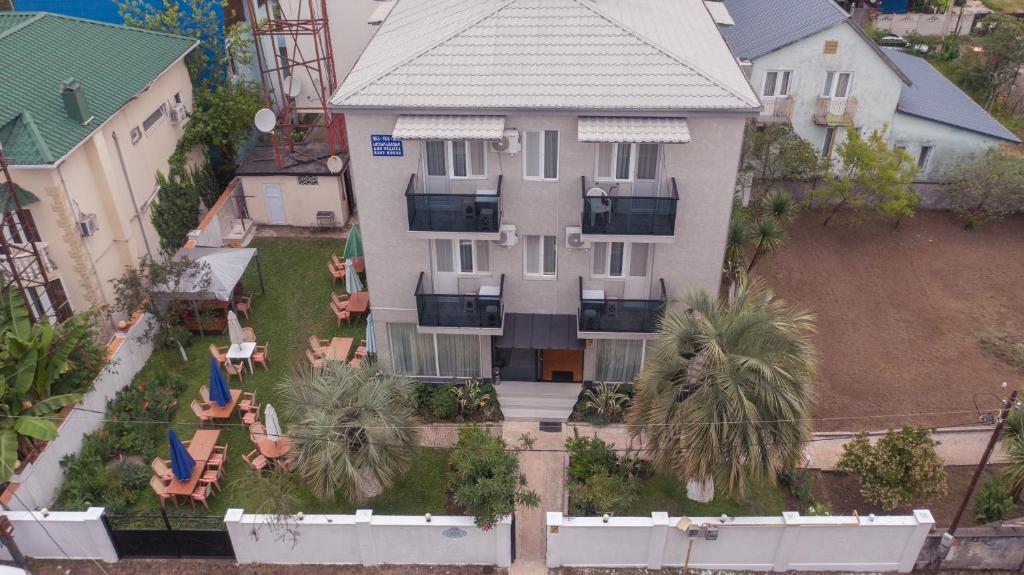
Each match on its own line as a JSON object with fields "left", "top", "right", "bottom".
{"left": 326, "top": 155, "right": 344, "bottom": 174}
{"left": 285, "top": 75, "right": 303, "bottom": 98}
{"left": 254, "top": 108, "right": 277, "bottom": 133}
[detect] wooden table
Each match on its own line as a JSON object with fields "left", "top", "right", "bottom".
{"left": 324, "top": 337, "right": 353, "bottom": 361}
{"left": 347, "top": 291, "right": 370, "bottom": 314}
{"left": 164, "top": 429, "right": 221, "bottom": 497}
{"left": 205, "top": 389, "right": 241, "bottom": 420}
{"left": 256, "top": 436, "right": 293, "bottom": 460}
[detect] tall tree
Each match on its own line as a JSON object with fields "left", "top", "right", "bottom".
{"left": 970, "top": 14, "right": 1024, "bottom": 110}
{"left": 943, "top": 148, "right": 1024, "bottom": 228}
{"left": 741, "top": 125, "right": 824, "bottom": 197}
{"left": 150, "top": 170, "right": 202, "bottom": 251}
{"left": 276, "top": 360, "right": 420, "bottom": 502}
{"left": 626, "top": 279, "right": 817, "bottom": 497}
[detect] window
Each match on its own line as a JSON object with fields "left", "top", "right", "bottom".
{"left": 596, "top": 143, "right": 660, "bottom": 183}
{"left": 762, "top": 70, "right": 792, "bottom": 97}
{"left": 426, "top": 141, "right": 447, "bottom": 176}
{"left": 425, "top": 140, "right": 486, "bottom": 179}
{"left": 917, "top": 145, "right": 933, "bottom": 170}
{"left": 524, "top": 235, "right": 557, "bottom": 278}
{"left": 276, "top": 36, "right": 290, "bottom": 70}
{"left": 592, "top": 241, "right": 625, "bottom": 277}
{"left": 822, "top": 71, "right": 852, "bottom": 99}
{"left": 435, "top": 239, "right": 490, "bottom": 274}
{"left": 523, "top": 130, "right": 559, "bottom": 180}
{"left": 594, "top": 339, "right": 645, "bottom": 383}
{"left": 821, "top": 127, "right": 836, "bottom": 158}
{"left": 130, "top": 126, "right": 142, "bottom": 145}
{"left": 142, "top": 103, "right": 167, "bottom": 133}
{"left": 297, "top": 175, "right": 319, "bottom": 186}
{"left": 389, "top": 323, "right": 480, "bottom": 377}
{"left": 173, "top": 92, "right": 182, "bottom": 104}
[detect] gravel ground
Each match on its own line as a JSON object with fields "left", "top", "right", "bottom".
{"left": 25, "top": 560, "right": 503, "bottom": 575}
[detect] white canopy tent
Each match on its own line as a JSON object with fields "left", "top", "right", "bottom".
{"left": 165, "top": 247, "right": 264, "bottom": 301}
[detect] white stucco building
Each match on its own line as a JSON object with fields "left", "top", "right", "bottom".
{"left": 331, "top": 0, "right": 759, "bottom": 420}
{"left": 721, "top": 0, "right": 1019, "bottom": 180}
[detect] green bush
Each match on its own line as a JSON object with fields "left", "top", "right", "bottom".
{"left": 428, "top": 384, "right": 458, "bottom": 420}
{"left": 837, "top": 426, "right": 947, "bottom": 511}
{"left": 566, "top": 434, "right": 618, "bottom": 482}
{"left": 412, "top": 381, "right": 433, "bottom": 411}
{"left": 447, "top": 427, "right": 538, "bottom": 529}
{"left": 975, "top": 476, "right": 1016, "bottom": 524}
{"left": 569, "top": 469, "right": 638, "bottom": 516}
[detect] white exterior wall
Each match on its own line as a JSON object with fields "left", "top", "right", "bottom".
{"left": 0, "top": 508, "right": 118, "bottom": 562}
{"left": 749, "top": 21, "right": 903, "bottom": 153}
{"left": 225, "top": 509, "right": 512, "bottom": 567}
{"left": 240, "top": 173, "right": 349, "bottom": 227}
{"left": 546, "top": 510, "right": 935, "bottom": 572}
{"left": 890, "top": 111, "right": 1004, "bottom": 182}
{"left": 343, "top": 111, "right": 746, "bottom": 377}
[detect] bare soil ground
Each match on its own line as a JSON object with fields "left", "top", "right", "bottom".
{"left": 759, "top": 211, "right": 1024, "bottom": 432}
{"left": 26, "top": 560, "right": 503, "bottom": 575}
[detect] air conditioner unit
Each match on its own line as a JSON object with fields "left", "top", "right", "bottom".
{"left": 565, "top": 226, "right": 588, "bottom": 249}
{"left": 490, "top": 129, "right": 521, "bottom": 154}
{"left": 77, "top": 213, "right": 98, "bottom": 237}
{"left": 169, "top": 103, "right": 188, "bottom": 125}
{"left": 496, "top": 224, "right": 517, "bottom": 247}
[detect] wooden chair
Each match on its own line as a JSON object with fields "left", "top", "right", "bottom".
{"left": 191, "top": 400, "right": 212, "bottom": 425}
{"left": 242, "top": 408, "right": 260, "bottom": 426}
{"left": 201, "top": 465, "right": 223, "bottom": 493}
{"left": 208, "top": 344, "right": 228, "bottom": 365}
{"left": 151, "top": 458, "right": 173, "bottom": 482}
{"left": 331, "top": 252, "right": 344, "bottom": 269}
{"left": 306, "top": 349, "right": 325, "bottom": 371}
{"left": 328, "top": 262, "right": 345, "bottom": 285}
{"left": 348, "top": 357, "right": 362, "bottom": 369}
{"left": 249, "top": 422, "right": 267, "bottom": 443}
{"left": 190, "top": 482, "right": 213, "bottom": 509}
{"left": 308, "top": 336, "right": 328, "bottom": 354}
{"left": 224, "top": 360, "right": 246, "bottom": 384}
{"left": 330, "top": 291, "right": 350, "bottom": 309}
{"left": 199, "top": 385, "right": 210, "bottom": 403}
{"left": 355, "top": 339, "right": 368, "bottom": 358}
{"left": 150, "top": 476, "right": 176, "bottom": 508}
{"left": 331, "top": 300, "right": 352, "bottom": 327}
{"left": 208, "top": 444, "right": 228, "bottom": 470}
{"left": 242, "top": 449, "right": 269, "bottom": 472}
{"left": 242, "top": 326, "right": 256, "bottom": 343}
{"left": 253, "top": 343, "right": 270, "bottom": 370}
{"left": 235, "top": 295, "right": 253, "bottom": 320}
{"left": 238, "top": 391, "right": 257, "bottom": 413}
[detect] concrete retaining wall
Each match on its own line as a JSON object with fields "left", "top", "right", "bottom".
{"left": 0, "top": 508, "right": 118, "bottom": 562}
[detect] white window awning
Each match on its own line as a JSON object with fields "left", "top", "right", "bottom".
{"left": 392, "top": 115, "right": 506, "bottom": 140}
{"left": 577, "top": 117, "right": 691, "bottom": 144}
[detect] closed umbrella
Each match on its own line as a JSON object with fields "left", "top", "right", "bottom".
{"left": 227, "top": 311, "right": 244, "bottom": 346}
{"left": 168, "top": 428, "right": 196, "bottom": 481}
{"left": 345, "top": 258, "right": 364, "bottom": 293}
{"left": 208, "top": 357, "right": 230, "bottom": 408}
{"left": 264, "top": 403, "right": 282, "bottom": 443}
{"left": 365, "top": 312, "right": 377, "bottom": 354}
{"left": 342, "top": 225, "right": 363, "bottom": 259}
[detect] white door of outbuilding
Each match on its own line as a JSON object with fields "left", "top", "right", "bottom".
{"left": 262, "top": 183, "right": 288, "bottom": 225}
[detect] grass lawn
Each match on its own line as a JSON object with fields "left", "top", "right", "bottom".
{"left": 77, "top": 237, "right": 450, "bottom": 516}
{"left": 981, "top": 0, "right": 1024, "bottom": 13}
{"left": 624, "top": 471, "right": 787, "bottom": 517}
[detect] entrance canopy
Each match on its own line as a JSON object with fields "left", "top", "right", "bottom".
{"left": 392, "top": 115, "right": 506, "bottom": 140}
{"left": 161, "top": 247, "right": 260, "bottom": 301}
{"left": 496, "top": 313, "right": 584, "bottom": 350}
{"left": 577, "top": 116, "right": 691, "bottom": 143}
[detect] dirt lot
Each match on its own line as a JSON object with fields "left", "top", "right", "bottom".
{"left": 759, "top": 211, "right": 1024, "bottom": 432}
{"left": 26, "top": 560, "right": 502, "bottom": 575}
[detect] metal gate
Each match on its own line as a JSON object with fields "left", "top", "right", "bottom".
{"left": 510, "top": 513, "right": 517, "bottom": 564}
{"left": 103, "top": 510, "right": 235, "bottom": 559}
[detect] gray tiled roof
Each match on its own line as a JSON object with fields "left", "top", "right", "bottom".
{"left": 720, "top": 0, "right": 848, "bottom": 60}
{"left": 332, "top": 0, "right": 759, "bottom": 112}
{"left": 885, "top": 48, "right": 1020, "bottom": 143}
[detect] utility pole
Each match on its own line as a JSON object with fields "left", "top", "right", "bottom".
{"left": 936, "top": 386, "right": 1019, "bottom": 567}
{"left": 0, "top": 514, "right": 27, "bottom": 568}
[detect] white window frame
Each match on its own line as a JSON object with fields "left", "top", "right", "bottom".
{"left": 523, "top": 234, "right": 557, "bottom": 280}
{"left": 762, "top": 70, "right": 792, "bottom": 97}
{"left": 591, "top": 241, "right": 628, "bottom": 279}
{"left": 388, "top": 324, "right": 480, "bottom": 379}
{"left": 595, "top": 143, "right": 636, "bottom": 182}
{"left": 447, "top": 140, "right": 487, "bottom": 180}
{"left": 917, "top": 145, "right": 934, "bottom": 170}
{"left": 455, "top": 239, "right": 490, "bottom": 275}
{"left": 142, "top": 103, "right": 168, "bottom": 134}
{"left": 593, "top": 339, "right": 647, "bottom": 384}
{"left": 523, "top": 130, "right": 559, "bottom": 181}
{"left": 822, "top": 71, "right": 853, "bottom": 99}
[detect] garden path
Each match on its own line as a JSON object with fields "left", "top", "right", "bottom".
{"left": 504, "top": 421, "right": 566, "bottom": 575}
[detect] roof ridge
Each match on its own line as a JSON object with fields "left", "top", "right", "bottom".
{"left": 337, "top": 0, "right": 520, "bottom": 102}
{"left": 0, "top": 12, "right": 46, "bottom": 41}
{"left": 0, "top": 11, "right": 199, "bottom": 44}
{"left": 572, "top": 0, "right": 758, "bottom": 108}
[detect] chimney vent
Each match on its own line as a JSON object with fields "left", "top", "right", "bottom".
{"left": 60, "top": 78, "right": 94, "bottom": 125}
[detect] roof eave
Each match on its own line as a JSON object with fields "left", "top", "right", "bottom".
{"left": 895, "top": 107, "right": 1022, "bottom": 145}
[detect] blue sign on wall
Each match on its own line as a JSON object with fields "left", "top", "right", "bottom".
{"left": 371, "top": 134, "right": 404, "bottom": 157}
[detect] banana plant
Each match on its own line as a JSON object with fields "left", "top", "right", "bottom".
{"left": 0, "top": 291, "right": 86, "bottom": 481}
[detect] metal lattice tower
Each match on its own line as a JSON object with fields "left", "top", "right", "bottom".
{"left": 245, "top": 0, "right": 346, "bottom": 168}
{"left": 0, "top": 147, "right": 66, "bottom": 325}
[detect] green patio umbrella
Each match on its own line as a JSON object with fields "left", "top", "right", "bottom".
{"left": 343, "top": 225, "right": 364, "bottom": 259}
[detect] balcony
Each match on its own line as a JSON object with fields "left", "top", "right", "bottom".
{"left": 580, "top": 176, "right": 678, "bottom": 239}
{"left": 404, "top": 173, "right": 502, "bottom": 237}
{"left": 756, "top": 96, "right": 794, "bottom": 125}
{"left": 577, "top": 277, "right": 666, "bottom": 335}
{"left": 415, "top": 272, "right": 504, "bottom": 334}
{"left": 812, "top": 97, "right": 857, "bottom": 126}
{"left": 0, "top": 242, "right": 59, "bottom": 284}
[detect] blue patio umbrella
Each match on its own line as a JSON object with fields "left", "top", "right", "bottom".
{"left": 168, "top": 428, "right": 196, "bottom": 481}
{"left": 208, "top": 357, "right": 230, "bottom": 408}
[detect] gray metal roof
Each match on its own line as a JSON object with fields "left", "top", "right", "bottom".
{"left": 884, "top": 48, "right": 1021, "bottom": 143}
{"left": 720, "top": 0, "right": 848, "bottom": 60}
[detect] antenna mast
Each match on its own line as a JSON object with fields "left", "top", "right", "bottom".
{"left": 245, "top": 0, "right": 347, "bottom": 168}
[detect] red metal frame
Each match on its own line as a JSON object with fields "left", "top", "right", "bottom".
{"left": 244, "top": 0, "right": 347, "bottom": 169}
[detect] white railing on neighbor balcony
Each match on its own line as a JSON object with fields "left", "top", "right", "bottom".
{"left": 758, "top": 96, "right": 793, "bottom": 123}
{"left": 813, "top": 96, "right": 858, "bottom": 126}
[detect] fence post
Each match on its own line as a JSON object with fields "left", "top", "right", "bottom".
{"left": 355, "top": 509, "right": 378, "bottom": 565}
{"left": 223, "top": 509, "right": 248, "bottom": 563}
{"left": 772, "top": 511, "right": 802, "bottom": 571}
{"left": 647, "top": 512, "right": 669, "bottom": 569}
{"left": 546, "top": 512, "right": 563, "bottom": 568}
{"left": 899, "top": 510, "right": 935, "bottom": 573}
{"left": 495, "top": 516, "right": 512, "bottom": 568}
{"left": 83, "top": 508, "right": 118, "bottom": 563}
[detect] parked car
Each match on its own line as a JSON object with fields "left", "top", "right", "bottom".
{"left": 879, "top": 33, "right": 909, "bottom": 46}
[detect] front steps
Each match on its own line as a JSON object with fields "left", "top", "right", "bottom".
{"left": 495, "top": 381, "right": 582, "bottom": 422}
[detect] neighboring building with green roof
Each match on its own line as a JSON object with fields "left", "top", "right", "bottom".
{"left": 0, "top": 12, "right": 196, "bottom": 322}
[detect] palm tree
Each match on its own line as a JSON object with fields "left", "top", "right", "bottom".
{"left": 1002, "top": 408, "right": 1024, "bottom": 498}
{"left": 626, "top": 279, "right": 817, "bottom": 497}
{"left": 725, "top": 203, "right": 754, "bottom": 284}
{"left": 745, "top": 216, "right": 787, "bottom": 275}
{"left": 276, "top": 359, "right": 420, "bottom": 501}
